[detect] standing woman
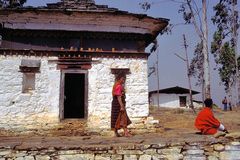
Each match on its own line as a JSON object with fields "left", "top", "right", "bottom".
{"left": 111, "top": 75, "right": 132, "bottom": 137}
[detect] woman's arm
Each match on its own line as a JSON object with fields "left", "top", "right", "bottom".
{"left": 117, "top": 96, "right": 124, "bottom": 111}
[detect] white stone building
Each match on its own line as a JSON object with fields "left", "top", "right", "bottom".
{"left": 0, "top": 0, "right": 168, "bottom": 132}
{"left": 149, "top": 86, "right": 200, "bottom": 108}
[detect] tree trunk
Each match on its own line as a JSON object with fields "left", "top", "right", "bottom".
{"left": 183, "top": 34, "right": 196, "bottom": 113}
{"left": 9, "top": 0, "right": 13, "bottom": 6}
{"left": 202, "top": 79, "right": 205, "bottom": 106}
{"left": 202, "top": 0, "right": 211, "bottom": 99}
{"left": 232, "top": 0, "right": 240, "bottom": 106}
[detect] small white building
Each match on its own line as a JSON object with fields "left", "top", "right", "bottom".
{"left": 0, "top": 0, "right": 168, "bottom": 132}
{"left": 149, "top": 86, "right": 200, "bottom": 108}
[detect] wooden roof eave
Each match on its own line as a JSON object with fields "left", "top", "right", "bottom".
{"left": 0, "top": 8, "right": 169, "bottom": 37}
{"left": 1, "top": 29, "right": 151, "bottom": 42}
{"left": 1, "top": 23, "right": 151, "bottom": 35}
{"left": 0, "top": 49, "right": 150, "bottom": 59}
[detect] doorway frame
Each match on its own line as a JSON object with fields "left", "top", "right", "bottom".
{"left": 179, "top": 96, "right": 187, "bottom": 107}
{"left": 59, "top": 69, "right": 88, "bottom": 120}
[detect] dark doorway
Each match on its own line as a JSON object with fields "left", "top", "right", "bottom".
{"left": 64, "top": 73, "right": 85, "bottom": 118}
{"left": 179, "top": 96, "right": 187, "bottom": 107}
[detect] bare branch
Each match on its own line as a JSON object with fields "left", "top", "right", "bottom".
{"left": 192, "top": 0, "right": 203, "bottom": 33}
{"left": 186, "top": 0, "right": 203, "bottom": 38}
{"left": 174, "top": 53, "right": 186, "bottom": 61}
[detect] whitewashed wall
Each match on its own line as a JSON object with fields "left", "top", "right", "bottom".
{"left": 88, "top": 57, "right": 149, "bottom": 129}
{"left": 0, "top": 56, "right": 149, "bottom": 130}
{"left": 0, "top": 56, "right": 60, "bottom": 130}
{"left": 150, "top": 93, "right": 190, "bottom": 108}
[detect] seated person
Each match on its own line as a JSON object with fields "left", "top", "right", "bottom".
{"left": 195, "top": 98, "right": 228, "bottom": 135}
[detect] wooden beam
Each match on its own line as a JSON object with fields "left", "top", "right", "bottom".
{"left": 0, "top": 49, "right": 149, "bottom": 59}
{"left": 3, "top": 22, "right": 149, "bottom": 35}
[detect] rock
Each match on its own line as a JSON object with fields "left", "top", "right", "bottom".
{"left": 231, "top": 141, "right": 240, "bottom": 146}
{"left": 139, "top": 155, "right": 151, "bottom": 160}
{"left": 111, "top": 155, "right": 122, "bottom": 160}
{"left": 95, "top": 154, "right": 111, "bottom": 160}
{"left": 123, "top": 155, "right": 138, "bottom": 160}
{"left": 143, "top": 149, "right": 157, "bottom": 155}
{"left": 214, "top": 132, "right": 226, "bottom": 138}
{"left": 35, "top": 155, "right": 51, "bottom": 160}
{"left": 225, "top": 132, "right": 240, "bottom": 139}
{"left": 15, "top": 156, "right": 35, "bottom": 160}
{"left": 183, "top": 155, "right": 206, "bottom": 160}
{"left": 225, "top": 145, "right": 240, "bottom": 151}
{"left": 159, "top": 147, "right": 181, "bottom": 155}
{"left": 213, "top": 144, "right": 225, "bottom": 152}
{"left": 207, "top": 156, "right": 218, "bottom": 160}
{"left": 186, "top": 149, "right": 204, "bottom": 155}
{"left": 58, "top": 154, "right": 94, "bottom": 160}
{"left": 220, "top": 151, "right": 240, "bottom": 160}
{"left": 116, "top": 150, "right": 143, "bottom": 155}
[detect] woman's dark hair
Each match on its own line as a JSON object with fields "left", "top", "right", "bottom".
{"left": 204, "top": 98, "right": 213, "bottom": 108}
{"left": 115, "top": 73, "right": 125, "bottom": 81}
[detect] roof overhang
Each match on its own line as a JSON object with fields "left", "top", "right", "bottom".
{"left": 149, "top": 86, "right": 200, "bottom": 95}
{"left": 0, "top": 8, "right": 169, "bottom": 43}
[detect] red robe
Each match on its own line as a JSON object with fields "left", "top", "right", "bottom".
{"left": 111, "top": 83, "right": 131, "bottom": 129}
{"left": 195, "top": 107, "right": 220, "bottom": 135}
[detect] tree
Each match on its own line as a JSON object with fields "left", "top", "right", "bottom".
{"left": 141, "top": 0, "right": 212, "bottom": 100}
{"left": 189, "top": 41, "right": 205, "bottom": 102}
{"left": 0, "top": 0, "right": 27, "bottom": 8}
{"left": 211, "top": 0, "right": 240, "bottom": 105}
{"left": 179, "top": 0, "right": 211, "bottom": 99}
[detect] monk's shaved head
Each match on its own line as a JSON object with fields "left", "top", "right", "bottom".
{"left": 204, "top": 98, "right": 213, "bottom": 108}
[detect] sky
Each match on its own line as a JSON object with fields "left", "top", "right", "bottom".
{"left": 24, "top": 0, "right": 240, "bottom": 107}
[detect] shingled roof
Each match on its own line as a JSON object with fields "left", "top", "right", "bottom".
{"left": 46, "top": 0, "right": 111, "bottom": 11}
{"left": 0, "top": 1, "right": 168, "bottom": 42}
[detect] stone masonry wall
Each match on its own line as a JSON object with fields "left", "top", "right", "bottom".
{"left": 0, "top": 140, "right": 239, "bottom": 160}
{"left": 0, "top": 55, "right": 60, "bottom": 131}
{"left": 0, "top": 56, "right": 150, "bottom": 131}
{"left": 88, "top": 57, "right": 149, "bottom": 130}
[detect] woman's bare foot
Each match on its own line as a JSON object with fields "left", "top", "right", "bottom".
{"left": 115, "top": 130, "right": 121, "bottom": 137}
{"left": 124, "top": 132, "right": 132, "bottom": 137}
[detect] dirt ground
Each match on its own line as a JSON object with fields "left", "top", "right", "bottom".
{"left": 0, "top": 106, "right": 239, "bottom": 150}
{"left": 0, "top": 106, "right": 239, "bottom": 141}
{"left": 150, "top": 106, "right": 240, "bottom": 139}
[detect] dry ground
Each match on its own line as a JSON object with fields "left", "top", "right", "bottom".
{"left": 0, "top": 106, "right": 239, "bottom": 140}
{"left": 0, "top": 106, "right": 239, "bottom": 149}
{"left": 149, "top": 106, "right": 240, "bottom": 139}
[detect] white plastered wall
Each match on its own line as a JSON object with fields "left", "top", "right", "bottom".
{"left": 0, "top": 56, "right": 149, "bottom": 130}
{"left": 0, "top": 55, "right": 60, "bottom": 130}
{"left": 150, "top": 93, "right": 190, "bottom": 108}
{"left": 88, "top": 57, "right": 149, "bottom": 129}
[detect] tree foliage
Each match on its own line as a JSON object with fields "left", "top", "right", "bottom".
{"left": 179, "top": 0, "right": 211, "bottom": 99}
{"left": 189, "top": 41, "right": 204, "bottom": 86}
{"left": 180, "top": 0, "right": 205, "bottom": 85}
{"left": 211, "top": 0, "right": 239, "bottom": 93}
{"left": 139, "top": 1, "right": 151, "bottom": 11}
{"left": 140, "top": 0, "right": 211, "bottom": 99}
{"left": 0, "top": 0, "right": 27, "bottom": 8}
{"left": 218, "top": 42, "right": 236, "bottom": 91}
{"left": 139, "top": 1, "right": 173, "bottom": 35}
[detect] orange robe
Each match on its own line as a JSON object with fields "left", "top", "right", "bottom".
{"left": 195, "top": 107, "right": 220, "bottom": 135}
